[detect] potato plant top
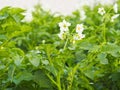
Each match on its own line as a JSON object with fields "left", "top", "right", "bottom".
{"left": 0, "top": 1, "right": 120, "bottom": 90}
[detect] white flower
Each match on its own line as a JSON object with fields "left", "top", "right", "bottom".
{"left": 76, "top": 24, "right": 84, "bottom": 34}
{"left": 113, "top": 3, "right": 118, "bottom": 13}
{"left": 98, "top": 7, "right": 106, "bottom": 15}
{"left": 80, "top": 10, "right": 86, "bottom": 20}
{"left": 111, "top": 14, "right": 119, "bottom": 22}
{"left": 73, "top": 33, "right": 85, "bottom": 41}
{"left": 58, "top": 20, "right": 71, "bottom": 32}
{"left": 58, "top": 31, "right": 65, "bottom": 40}
{"left": 73, "top": 34, "right": 81, "bottom": 40}
{"left": 73, "top": 33, "right": 85, "bottom": 43}
{"left": 75, "top": 24, "right": 85, "bottom": 42}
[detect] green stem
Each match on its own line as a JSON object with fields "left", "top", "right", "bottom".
{"left": 103, "top": 24, "right": 106, "bottom": 43}
{"left": 67, "top": 64, "right": 80, "bottom": 90}
{"left": 46, "top": 73, "right": 58, "bottom": 86}
{"left": 57, "top": 71, "right": 62, "bottom": 90}
{"left": 46, "top": 46, "right": 52, "bottom": 65}
{"left": 47, "top": 72, "right": 62, "bottom": 90}
{"left": 103, "top": 24, "right": 106, "bottom": 42}
{"left": 63, "top": 38, "right": 69, "bottom": 50}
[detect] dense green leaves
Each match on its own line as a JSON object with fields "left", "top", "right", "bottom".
{"left": 1, "top": 1, "right": 120, "bottom": 90}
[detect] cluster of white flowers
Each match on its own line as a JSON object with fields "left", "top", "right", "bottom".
{"left": 58, "top": 3, "right": 119, "bottom": 41}
{"left": 74, "top": 24, "right": 85, "bottom": 41}
{"left": 111, "top": 3, "right": 119, "bottom": 22}
{"left": 58, "top": 20, "right": 85, "bottom": 43}
{"left": 98, "top": 7, "right": 106, "bottom": 16}
{"left": 58, "top": 20, "right": 71, "bottom": 40}
{"left": 98, "top": 3, "right": 119, "bottom": 22}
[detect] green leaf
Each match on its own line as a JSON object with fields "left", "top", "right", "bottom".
{"left": 26, "top": 50, "right": 41, "bottom": 67}
{"left": 0, "top": 35, "right": 7, "bottom": 40}
{"left": 110, "top": 72, "right": 120, "bottom": 81}
{"left": 9, "top": 7, "right": 25, "bottom": 14}
{"left": 0, "top": 13, "right": 9, "bottom": 20}
{"left": 42, "top": 60, "right": 49, "bottom": 65}
{"left": 8, "top": 64, "right": 16, "bottom": 82}
{"left": 84, "top": 69, "right": 94, "bottom": 80}
{"left": 78, "top": 41, "right": 99, "bottom": 52}
{"left": 79, "top": 42, "right": 94, "bottom": 50}
{"left": 33, "top": 70, "right": 53, "bottom": 89}
{"left": 0, "top": 49, "right": 9, "bottom": 57}
{"left": 0, "top": 64, "right": 5, "bottom": 70}
{"left": 13, "top": 54, "right": 24, "bottom": 66}
{"left": 29, "top": 56, "right": 40, "bottom": 67}
{"left": 0, "top": 6, "right": 10, "bottom": 14}
{"left": 101, "top": 43, "right": 120, "bottom": 54}
{"left": 10, "top": 48, "right": 25, "bottom": 66}
{"left": 97, "top": 53, "right": 108, "bottom": 64}
{"left": 12, "top": 14, "right": 24, "bottom": 23}
{"left": 45, "top": 65, "right": 57, "bottom": 76}
{"left": 13, "top": 72, "right": 33, "bottom": 85}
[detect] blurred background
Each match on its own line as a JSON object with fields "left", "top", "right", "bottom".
{"left": 0, "top": 0, "right": 116, "bottom": 21}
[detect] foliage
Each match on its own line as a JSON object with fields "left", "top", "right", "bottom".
{"left": 0, "top": 1, "right": 120, "bottom": 90}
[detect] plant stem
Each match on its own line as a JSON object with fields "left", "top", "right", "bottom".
{"left": 103, "top": 24, "right": 106, "bottom": 43}
{"left": 47, "top": 72, "right": 62, "bottom": 90}
{"left": 57, "top": 71, "right": 62, "bottom": 90}
{"left": 63, "top": 38, "right": 69, "bottom": 50}
{"left": 67, "top": 64, "right": 80, "bottom": 90}
{"left": 46, "top": 74, "right": 58, "bottom": 86}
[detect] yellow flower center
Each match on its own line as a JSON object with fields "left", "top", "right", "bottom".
{"left": 63, "top": 24, "right": 67, "bottom": 28}
{"left": 77, "top": 27, "right": 81, "bottom": 30}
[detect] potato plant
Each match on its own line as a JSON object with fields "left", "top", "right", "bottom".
{"left": 0, "top": 1, "right": 120, "bottom": 90}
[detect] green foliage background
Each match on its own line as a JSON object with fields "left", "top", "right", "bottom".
{"left": 0, "top": 1, "right": 120, "bottom": 90}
